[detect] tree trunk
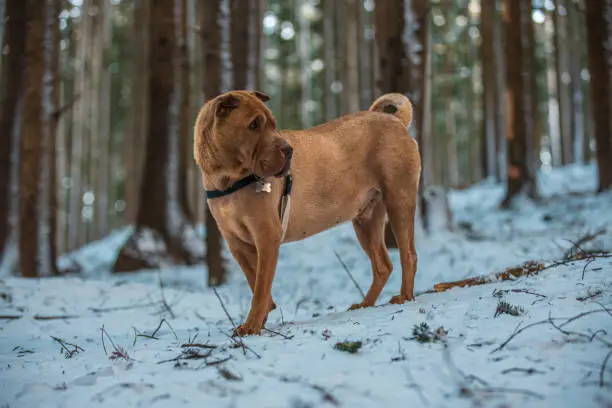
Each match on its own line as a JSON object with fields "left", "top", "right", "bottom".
{"left": 114, "top": 0, "right": 203, "bottom": 273}
{"left": 178, "top": 0, "right": 194, "bottom": 222}
{"left": 251, "top": 0, "right": 262, "bottom": 90}
{"left": 20, "top": 0, "right": 57, "bottom": 277}
{"left": 0, "top": 0, "right": 27, "bottom": 260}
{"left": 322, "top": 0, "right": 337, "bottom": 121}
{"left": 481, "top": 0, "right": 498, "bottom": 179}
{"left": 124, "top": 0, "right": 149, "bottom": 227}
{"left": 585, "top": 0, "right": 612, "bottom": 191}
{"left": 202, "top": 0, "right": 227, "bottom": 286}
{"left": 554, "top": 0, "right": 573, "bottom": 165}
{"left": 567, "top": 0, "right": 585, "bottom": 164}
{"left": 298, "top": 0, "right": 313, "bottom": 126}
{"left": 230, "top": 0, "right": 249, "bottom": 89}
{"left": 414, "top": 0, "right": 432, "bottom": 232}
{"left": 345, "top": 0, "right": 360, "bottom": 113}
{"left": 501, "top": 0, "right": 538, "bottom": 207}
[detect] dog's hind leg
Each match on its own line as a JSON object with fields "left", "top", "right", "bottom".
{"left": 348, "top": 201, "right": 393, "bottom": 310}
{"left": 383, "top": 185, "right": 418, "bottom": 304}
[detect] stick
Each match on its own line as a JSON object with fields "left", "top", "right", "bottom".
{"left": 333, "top": 250, "right": 365, "bottom": 299}
{"left": 600, "top": 349, "right": 612, "bottom": 388}
{"left": 264, "top": 327, "right": 294, "bottom": 340}
{"left": 50, "top": 336, "right": 84, "bottom": 358}
{"left": 434, "top": 262, "right": 545, "bottom": 293}
{"left": 212, "top": 288, "right": 236, "bottom": 329}
{"left": 89, "top": 302, "right": 161, "bottom": 313}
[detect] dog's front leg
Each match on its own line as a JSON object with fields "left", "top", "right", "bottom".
{"left": 233, "top": 234, "right": 280, "bottom": 337}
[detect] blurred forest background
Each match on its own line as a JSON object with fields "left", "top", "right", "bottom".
{"left": 0, "top": 0, "right": 610, "bottom": 282}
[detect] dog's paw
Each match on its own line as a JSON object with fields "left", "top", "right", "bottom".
{"left": 347, "top": 302, "right": 372, "bottom": 311}
{"left": 389, "top": 294, "right": 415, "bottom": 305}
{"left": 232, "top": 323, "right": 263, "bottom": 337}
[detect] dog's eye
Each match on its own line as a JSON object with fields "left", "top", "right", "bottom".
{"left": 249, "top": 119, "right": 259, "bottom": 131}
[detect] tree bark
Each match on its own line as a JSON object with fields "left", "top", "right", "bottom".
{"left": 554, "top": 0, "right": 573, "bottom": 165}
{"left": 178, "top": 0, "right": 193, "bottom": 222}
{"left": 481, "top": 0, "right": 498, "bottom": 179}
{"left": 345, "top": 0, "right": 360, "bottom": 113}
{"left": 202, "top": 0, "right": 227, "bottom": 286}
{"left": 585, "top": 0, "right": 612, "bottom": 191}
{"left": 374, "top": 0, "right": 410, "bottom": 96}
{"left": 0, "top": 0, "right": 27, "bottom": 259}
{"left": 124, "top": 0, "right": 149, "bottom": 227}
{"left": 500, "top": 0, "right": 538, "bottom": 207}
{"left": 322, "top": 0, "right": 337, "bottom": 121}
{"left": 20, "top": 0, "right": 58, "bottom": 277}
{"left": 230, "top": 0, "right": 249, "bottom": 89}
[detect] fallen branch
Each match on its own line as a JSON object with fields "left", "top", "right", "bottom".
{"left": 433, "top": 261, "right": 545, "bottom": 293}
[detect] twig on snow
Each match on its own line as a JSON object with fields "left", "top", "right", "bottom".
{"left": 600, "top": 349, "right": 612, "bottom": 388}
{"left": 501, "top": 367, "right": 546, "bottom": 375}
{"left": 212, "top": 288, "right": 236, "bottom": 329}
{"left": 100, "top": 325, "right": 130, "bottom": 361}
{"left": 334, "top": 250, "right": 365, "bottom": 299}
{"left": 563, "top": 228, "right": 607, "bottom": 259}
{"left": 492, "top": 308, "right": 612, "bottom": 353}
{"left": 89, "top": 302, "right": 161, "bottom": 314}
{"left": 50, "top": 336, "right": 84, "bottom": 358}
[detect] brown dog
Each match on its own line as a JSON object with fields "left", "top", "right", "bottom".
{"left": 194, "top": 91, "right": 420, "bottom": 336}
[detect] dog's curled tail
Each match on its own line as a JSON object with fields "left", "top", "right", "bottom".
{"left": 368, "top": 93, "right": 413, "bottom": 128}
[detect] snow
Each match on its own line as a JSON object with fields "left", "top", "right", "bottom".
{"left": 1, "top": 164, "right": 612, "bottom": 408}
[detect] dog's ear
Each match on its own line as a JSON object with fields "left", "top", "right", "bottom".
{"left": 216, "top": 94, "right": 240, "bottom": 118}
{"left": 252, "top": 91, "right": 271, "bottom": 102}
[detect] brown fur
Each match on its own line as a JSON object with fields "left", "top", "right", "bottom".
{"left": 194, "top": 91, "right": 421, "bottom": 336}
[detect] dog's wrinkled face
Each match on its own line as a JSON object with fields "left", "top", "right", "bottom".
{"left": 196, "top": 90, "right": 292, "bottom": 180}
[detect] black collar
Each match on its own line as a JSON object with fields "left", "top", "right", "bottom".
{"left": 205, "top": 174, "right": 259, "bottom": 199}
{"left": 206, "top": 173, "right": 293, "bottom": 200}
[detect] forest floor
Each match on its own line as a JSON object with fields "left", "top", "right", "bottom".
{"left": 1, "top": 164, "right": 611, "bottom": 408}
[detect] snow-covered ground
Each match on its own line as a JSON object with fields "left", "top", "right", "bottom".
{"left": 1, "top": 164, "right": 611, "bottom": 408}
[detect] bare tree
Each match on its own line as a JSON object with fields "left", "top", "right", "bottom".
{"left": 0, "top": 0, "right": 27, "bottom": 260}
{"left": 201, "top": 0, "right": 227, "bottom": 286}
{"left": 585, "top": 0, "right": 612, "bottom": 191}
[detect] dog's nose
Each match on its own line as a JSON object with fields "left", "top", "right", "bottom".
{"left": 282, "top": 144, "right": 293, "bottom": 160}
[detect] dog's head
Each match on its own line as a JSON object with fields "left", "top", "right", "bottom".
{"left": 194, "top": 90, "right": 293, "bottom": 181}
